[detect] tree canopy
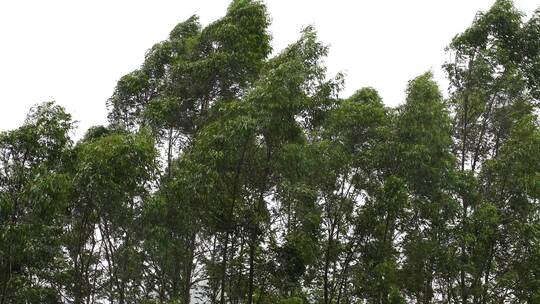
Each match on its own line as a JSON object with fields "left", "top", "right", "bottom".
{"left": 1, "top": 1, "right": 539, "bottom": 303}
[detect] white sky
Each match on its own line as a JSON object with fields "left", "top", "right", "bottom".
{"left": 0, "top": 0, "right": 538, "bottom": 137}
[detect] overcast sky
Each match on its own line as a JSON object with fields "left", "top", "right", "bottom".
{"left": 0, "top": 0, "right": 538, "bottom": 137}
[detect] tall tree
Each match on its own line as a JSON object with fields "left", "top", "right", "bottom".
{"left": 66, "top": 128, "right": 157, "bottom": 304}
{"left": 395, "top": 73, "right": 457, "bottom": 304}
{"left": 445, "top": 1, "right": 539, "bottom": 302}
{"left": 0, "top": 102, "right": 74, "bottom": 303}
{"left": 1, "top": 1, "right": 539, "bottom": 304}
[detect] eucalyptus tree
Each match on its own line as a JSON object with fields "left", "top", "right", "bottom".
{"left": 107, "top": 0, "right": 271, "bottom": 169}
{"left": 66, "top": 128, "right": 158, "bottom": 304}
{"left": 307, "top": 87, "right": 388, "bottom": 304}
{"left": 1, "top": 1, "right": 539, "bottom": 304}
{"left": 140, "top": 159, "right": 203, "bottom": 304}
{"left": 444, "top": 1, "right": 540, "bottom": 302}
{"left": 479, "top": 114, "right": 539, "bottom": 303}
{"left": 0, "top": 102, "right": 74, "bottom": 303}
{"left": 394, "top": 73, "right": 457, "bottom": 304}
{"left": 173, "top": 25, "right": 342, "bottom": 304}
{"left": 353, "top": 176, "right": 408, "bottom": 304}
{"left": 247, "top": 26, "right": 343, "bottom": 304}
{"left": 445, "top": 0, "right": 537, "bottom": 174}
{"left": 106, "top": 2, "right": 271, "bottom": 303}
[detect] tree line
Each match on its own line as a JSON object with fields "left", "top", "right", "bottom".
{"left": 1, "top": 0, "right": 539, "bottom": 303}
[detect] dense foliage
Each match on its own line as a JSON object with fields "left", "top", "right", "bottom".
{"left": 1, "top": 1, "right": 539, "bottom": 303}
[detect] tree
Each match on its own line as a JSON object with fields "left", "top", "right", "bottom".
{"left": 63, "top": 127, "right": 157, "bottom": 304}
{"left": 395, "top": 73, "right": 457, "bottom": 304}
{"left": 1, "top": 1, "right": 539, "bottom": 304}
{"left": 0, "top": 102, "right": 73, "bottom": 303}
{"left": 445, "top": 1, "right": 539, "bottom": 302}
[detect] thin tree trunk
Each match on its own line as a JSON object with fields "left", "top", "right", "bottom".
{"left": 220, "top": 232, "right": 229, "bottom": 304}
{"left": 247, "top": 235, "right": 256, "bottom": 304}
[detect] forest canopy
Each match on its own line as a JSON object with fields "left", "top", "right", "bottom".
{"left": 1, "top": 0, "right": 539, "bottom": 303}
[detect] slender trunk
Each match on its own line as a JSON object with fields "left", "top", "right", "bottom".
{"left": 377, "top": 210, "right": 393, "bottom": 304}
{"left": 167, "top": 127, "right": 173, "bottom": 179}
{"left": 211, "top": 236, "right": 219, "bottom": 304}
{"left": 182, "top": 232, "right": 197, "bottom": 304}
{"left": 247, "top": 138, "right": 272, "bottom": 304}
{"left": 458, "top": 50, "right": 478, "bottom": 304}
{"left": 460, "top": 206, "right": 468, "bottom": 304}
{"left": 220, "top": 232, "right": 229, "bottom": 304}
{"left": 460, "top": 96, "right": 469, "bottom": 304}
{"left": 100, "top": 221, "right": 121, "bottom": 304}
{"left": 247, "top": 235, "right": 256, "bottom": 304}
{"left": 480, "top": 240, "right": 495, "bottom": 304}
{"left": 0, "top": 253, "right": 12, "bottom": 304}
{"left": 323, "top": 220, "right": 336, "bottom": 304}
{"left": 424, "top": 267, "right": 433, "bottom": 304}
{"left": 336, "top": 240, "right": 359, "bottom": 304}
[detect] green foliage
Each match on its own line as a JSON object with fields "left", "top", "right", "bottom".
{"left": 0, "top": 102, "right": 73, "bottom": 303}
{"left": 1, "top": 1, "right": 539, "bottom": 303}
